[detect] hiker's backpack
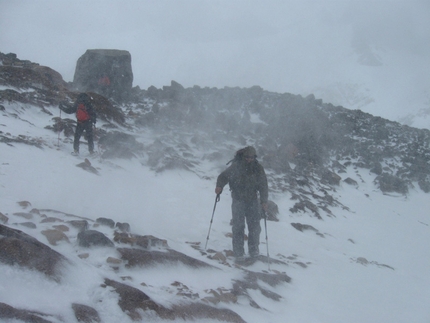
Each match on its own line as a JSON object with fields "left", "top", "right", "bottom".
{"left": 76, "top": 103, "right": 90, "bottom": 122}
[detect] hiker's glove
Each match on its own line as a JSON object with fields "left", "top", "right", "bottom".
{"left": 215, "top": 187, "right": 223, "bottom": 195}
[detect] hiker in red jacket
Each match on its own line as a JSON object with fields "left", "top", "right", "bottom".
{"left": 59, "top": 93, "right": 97, "bottom": 155}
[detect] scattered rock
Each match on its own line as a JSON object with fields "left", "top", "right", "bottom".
{"left": 96, "top": 217, "right": 115, "bottom": 228}
{"left": 17, "top": 201, "right": 32, "bottom": 209}
{"left": 266, "top": 200, "right": 279, "bottom": 221}
{"left": 104, "top": 278, "right": 246, "bottom": 323}
{"left": 118, "top": 248, "right": 214, "bottom": 269}
{"left": 68, "top": 220, "right": 89, "bottom": 231}
{"left": 115, "top": 222, "right": 130, "bottom": 232}
{"left": 17, "top": 221, "right": 37, "bottom": 229}
{"left": 76, "top": 158, "right": 99, "bottom": 175}
{"left": 106, "top": 256, "right": 122, "bottom": 264}
{"left": 13, "top": 212, "right": 33, "bottom": 220}
{"left": 0, "top": 212, "right": 8, "bottom": 224}
{"left": 113, "top": 232, "right": 168, "bottom": 249}
{"left": 291, "top": 223, "right": 318, "bottom": 232}
{"left": 53, "top": 224, "right": 69, "bottom": 232}
{"left": 41, "top": 229, "right": 70, "bottom": 245}
{"left": 344, "top": 177, "right": 358, "bottom": 186}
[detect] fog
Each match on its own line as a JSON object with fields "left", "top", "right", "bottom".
{"left": 1, "top": 0, "right": 429, "bottom": 122}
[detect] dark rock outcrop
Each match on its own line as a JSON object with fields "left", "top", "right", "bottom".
{"left": 118, "top": 248, "right": 214, "bottom": 269}
{"left": 0, "top": 302, "right": 54, "bottom": 323}
{"left": 77, "top": 230, "right": 114, "bottom": 248}
{"left": 0, "top": 224, "right": 67, "bottom": 279}
{"left": 104, "top": 279, "right": 246, "bottom": 322}
{"left": 73, "top": 49, "right": 133, "bottom": 102}
{"left": 71, "top": 303, "right": 101, "bottom": 323}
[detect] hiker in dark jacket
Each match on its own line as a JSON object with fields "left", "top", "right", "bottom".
{"left": 59, "top": 93, "right": 96, "bottom": 155}
{"left": 215, "top": 146, "right": 268, "bottom": 259}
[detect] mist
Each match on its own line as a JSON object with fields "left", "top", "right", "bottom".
{"left": 1, "top": 0, "right": 429, "bottom": 122}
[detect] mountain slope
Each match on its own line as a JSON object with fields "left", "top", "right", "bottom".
{"left": 1, "top": 52, "right": 430, "bottom": 322}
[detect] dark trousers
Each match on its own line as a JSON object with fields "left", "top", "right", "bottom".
{"left": 231, "top": 199, "right": 261, "bottom": 257}
{"left": 74, "top": 121, "right": 94, "bottom": 153}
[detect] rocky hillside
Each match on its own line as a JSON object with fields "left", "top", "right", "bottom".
{"left": 2, "top": 51, "right": 429, "bottom": 218}
{"left": 1, "top": 51, "right": 429, "bottom": 322}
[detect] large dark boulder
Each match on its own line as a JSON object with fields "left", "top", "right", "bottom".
{"left": 77, "top": 230, "right": 114, "bottom": 248}
{"left": 0, "top": 224, "right": 66, "bottom": 279}
{"left": 73, "top": 49, "right": 133, "bottom": 102}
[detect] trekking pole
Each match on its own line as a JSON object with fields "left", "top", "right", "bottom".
{"left": 262, "top": 209, "right": 271, "bottom": 271}
{"left": 57, "top": 109, "right": 62, "bottom": 149}
{"left": 94, "top": 124, "right": 101, "bottom": 155}
{"left": 205, "top": 194, "right": 221, "bottom": 250}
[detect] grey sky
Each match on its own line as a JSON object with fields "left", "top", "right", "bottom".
{"left": 1, "top": 0, "right": 429, "bottom": 121}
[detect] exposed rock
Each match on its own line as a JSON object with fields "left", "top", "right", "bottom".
{"left": 96, "top": 217, "right": 115, "bottom": 228}
{"left": 106, "top": 256, "right": 122, "bottom": 264}
{"left": 291, "top": 223, "right": 318, "bottom": 232}
{"left": 53, "top": 224, "right": 70, "bottom": 232}
{"left": 77, "top": 230, "right": 114, "bottom": 248}
{"left": 352, "top": 257, "right": 395, "bottom": 270}
{"left": 0, "top": 212, "right": 8, "bottom": 224}
{"left": 104, "top": 278, "right": 173, "bottom": 320}
{"left": 115, "top": 222, "right": 130, "bottom": 232}
{"left": 76, "top": 158, "right": 99, "bottom": 175}
{"left": 344, "top": 177, "right": 358, "bottom": 186}
{"left": 72, "top": 303, "right": 101, "bottom": 323}
{"left": 290, "top": 200, "right": 322, "bottom": 219}
{"left": 0, "top": 224, "right": 67, "bottom": 279}
{"left": 266, "top": 200, "right": 279, "bottom": 221}
{"left": 41, "top": 229, "right": 70, "bottom": 245}
{"left": 67, "top": 220, "right": 89, "bottom": 231}
{"left": 17, "top": 201, "right": 32, "bottom": 209}
{"left": 322, "top": 170, "right": 342, "bottom": 185}
{"left": 73, "top": 49, "right": 133, "bottom": 102}
{"left": 0, "top": 302, "right": 54, "bottom": 323}
{"left": 170, "top": 303, "right": 246, "bottom": 323}
{"left": 375, "top": 173, "right": 409, "bottom": 194}
{"left": 114, "top": 232, "right": 168, "bottom": 249}
{"left": 104, "top": 278, "right": 246, "bottom": 322}
{"left": 17, "top": 221, "right": 37, "bottom": 229}
{"left": 40, "top": 216, "right": 63, "bottom": 223}
{"left": 13, "top": 212, "right": 33, "bottom": 219}
{"left": 118, "top": 248, "right": 214, "bottom": 268}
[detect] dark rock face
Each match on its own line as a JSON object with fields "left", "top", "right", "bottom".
{"left": 71, "top": 303, "right": 101, "bottom": 323}
{"left": 0, "top": 303, "right": 53, "bottom": 323}
{"left": 73, "top": 49, "right": 133, "bottom": 102}
{"left": 77, "top": 230, "right": 114, "bottom": 248}
{"left": 104, "top": 279, "right": 247, "bottom": 322}
{"left": 96, "top": 217, "right": 115, "bottom": 228}
{"left": 118, "top": 248, "right": 214, "bottom": 268}
{"left": 0, "top": 224, "right": 67, "bottom": 279}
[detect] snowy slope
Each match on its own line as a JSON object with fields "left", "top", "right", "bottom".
{"left": 1, "top": 100, "right": 430, "bottom": 322}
